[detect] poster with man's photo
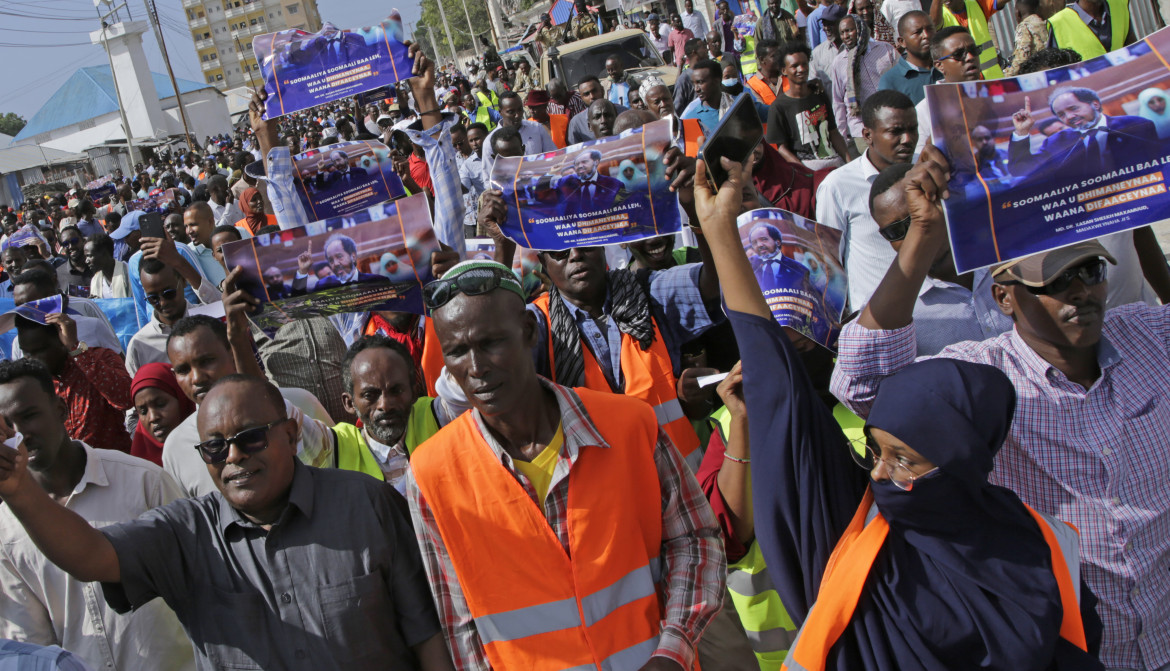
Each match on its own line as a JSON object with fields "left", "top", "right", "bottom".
{"left": 254, "top": 14, "right": 414, "bottom": 119}
{"left": 290, "top": 140, "right": 407, "bottom": 220}
{"left": 221, "top": 193, "right": 439, "bottom": 329}
{"left": 737, "top": 208, "right": 846, "bottom": 349}
{"left": 490, "top": 118, "right": 680, "bottom": 251}
{"left": 927, "top": 27, "right": 1170, "bottom": 273}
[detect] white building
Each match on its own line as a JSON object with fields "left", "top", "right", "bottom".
{"left": 184, "top": 0, "right": 323, "bottom": 91}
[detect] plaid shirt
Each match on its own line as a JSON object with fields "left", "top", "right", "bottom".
{"left": 262, "top": 147, "right": 312, "bottom": 231}
{"left": 399, "top": 114, "right": 466, "bottom": 254}
{"left": 547, "top": 92, "right": 587, "bottom": 119}
{"left": 405, "top": 379, "right": 725, "bottom": 670}
{"left": 55, "top": 347, "right": 133, "bottom": 453}
{"left": 830, "top": 303, "right": 1170, "bottom": 670}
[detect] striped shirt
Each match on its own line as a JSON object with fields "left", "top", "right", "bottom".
{"left": 405, "top": 379, "right": 725, "bottom": 670}
{"left": 830, "top": 303, "right": 1170, "bottom": 670}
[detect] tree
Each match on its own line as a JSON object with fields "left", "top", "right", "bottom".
{"left": 418, "top": 0, "right": 493, "bottom": 56}
{"left": 0, "top": 113, "right": 26, "bottom": 137}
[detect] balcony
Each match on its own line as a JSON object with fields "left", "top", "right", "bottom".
{"left": 182, "top": 0, "right": 201, "bottom": 7}
{"left": 231, "top": 23, "right": 266, "bottom": 40}
{"left": 194, "top": 38, "right": 215, "bottom": 50}
{"left": 200, "top": 59, "right": 221, "bottom": 72}
{"left": 189, "top": 14, "right": 208, "bottom": 28}
{"left": 224, "top": 2, "right": 261, "bottom": 19}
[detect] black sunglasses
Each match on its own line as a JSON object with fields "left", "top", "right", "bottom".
{"left": 60, "top": 237, "right": 81, "bottom": 247}
{"left": 194, "top": 419, "right": 289, "bottom": 465}
{"left": 937, "top": 46, "right": 979, "bottom": 63}
{"left": 423, "top": 267, "right": 519, "bottom": 310}
{"left": 1003, "top": 259, "right": 1106, "bottom": 296}
{"left": 878, "top": 214, "right": 912, "bottom": 242}
{"left": 145, "top": 287, "right": 179, "bottom": 306}
{"left": 543, "top": 246, "right": 602, "bottom": 262}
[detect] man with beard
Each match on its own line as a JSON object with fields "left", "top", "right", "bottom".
{"left": 747, "top": 222, "right": 817, "bottom": 297}
{"left": 816, "top": 89, "right": 917, "bottom": 311}
{"left": 332, "top": 335, "right": 452, "bottom": 492}
{"left": 55, "top": 226, "right": 92, "bottom": 295}
{"left": 556, "top": 148, "right": 628, "bottom": 214}
{"left": 291, "top": 233, "right": 383, "bottom": 293}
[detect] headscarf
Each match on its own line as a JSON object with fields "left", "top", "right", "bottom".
{"left": 130, "top": 363, "right": 196, "bottom": 466}
{"left": 844, "top": 14, "right": 871, "bottom": 130}
{"left": 615, "top": 159, "right": 647, "bottom": 192}
{"left": 1138, "top": 88, "right": 1170, "bottom": 139}
{"left": 853, "top": 359, "right": 1101, "bottom": 670}
{"left": 239, "top": 187, "right": 267, "bottom": 235}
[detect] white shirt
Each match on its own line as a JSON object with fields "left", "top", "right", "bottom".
{"left": 162, "top": 391, "right": 335, "bottom": 498}
{"left": 0, "top": 444, "right": 195, "bottom": 671}
{"left": 483, "top": 119, "right": 558, "bottom": 177}
{"left": 880, "top": 0, "right": 923, "bottom": 36}
{"left": 682, "top": 10, "right": 709, "bottom": 37}
{"left": 647, "top": 24, "right": 670, "bottom": 52}
{"left": 1098, "top": 230, "right": 1158, "bottom": 309}
{"left": 208, "top": 200, "right": 244, "bottom": 229}
{"left": 815, "top": 149, "right": 898, "bottom": 311}
{"left": 125, "top": 303, "right": 197, "bottom": 377}
{"left": 914, "top": 96, "right": 932, "bottom": 158}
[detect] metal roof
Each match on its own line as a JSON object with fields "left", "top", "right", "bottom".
{"left": 13, "top": 65, "right": 216, "bottom": 143}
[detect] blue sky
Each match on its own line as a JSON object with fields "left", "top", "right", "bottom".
{"left": 0, "top": 0, "right": 422, "bottom": 121}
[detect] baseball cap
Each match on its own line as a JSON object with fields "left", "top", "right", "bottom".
{"left": 376, "top": 114, "right": 394, "bottom": 126}
{"left": 647, "top": 12, "right": 659, "bottom": 19}
{"left": 110, "top": 210, "right": 143, "bottom": 241}
{"left": 991, "top": 240, "right": 1117, "bottom": 288}
{"left": 822, "top": 5, "right": 847, "bottom": 23}
{"left": 67, "top": 198, "right": 81, "bottom": 209}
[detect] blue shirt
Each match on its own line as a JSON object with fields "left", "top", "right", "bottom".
{"left": 913, "top": 269, "right": 1013, "bottom": 356}
{"left": 0, "top": 640, "right": 94, "bottom": 671}
{"left": 681, "top": 98, "right": 721, "bottom": 135}
{"left": 876, "top": 58, "right": 941, "bottom": 106}
{"left": 186, "top": 242, "right": 226, "bottom": 289}
{"left": 127, "top": 247, "right": 206, "bottom": 329}
{"left": 806, "top": 5, "right": 828, "bottom": 49}
{"left": 528, "top": 263, "right": 719, "bottom": 389}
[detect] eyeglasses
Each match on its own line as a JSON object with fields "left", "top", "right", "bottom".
{"left": 194, "top": 419, "right": 289, "bottom": 464}
{"left": 145, "top": 288, "right": 179, "bottom": 306}
{"left": 543, "top": 246, "right": 601, "bottom": 262}
{"left": 878, "top": 214, "right": 912, "bottom": 242}
{"left": 937, "top": 46, "right": 979, "bottom": 63}
{"left": 60, "top": 238, "right": 81, "bottom": 247}
{"left": 422, "top": 266, "right": 520, "bottom": 310}
{"left": 849, "top": 437, "right": 939, "bottom": 491}
{"left": 1001, "top": 258, "right": 1106, "bottom": 296}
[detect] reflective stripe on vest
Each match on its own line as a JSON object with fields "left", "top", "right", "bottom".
{"left": 741, "top": 35, "right": 759, "bottom": 75}
{"left": 728, "top": 542, "right": 799, "bottom": 669}
{"left": 1047, "top": 0, "right": 1128, "bottom": 60}
{"left": 410, "top": 387, "right": 666, "bottom": 670}
{"left": 780, "top": 489, "right": 1087, "bottom": 671}
{"left": 963, "top": 0, "right": 1004, "bottom": 79}
{"left": 532, "top": 294, "right": 701, "bottom": 460}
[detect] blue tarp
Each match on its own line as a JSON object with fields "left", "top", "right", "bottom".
{"left": 0, "top": 297, "right": 139, "bottom": 359}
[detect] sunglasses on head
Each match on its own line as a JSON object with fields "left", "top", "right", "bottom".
{"left": 194, "top": 419, "right": 288, "bottom": 465}
{"left": 878, "top": 214, "right": 912, "bottom": 242}
{"left": 937, "top": 46, "right": 979, "bottom": 63}
{"left": 1002, "top": 258, "right": 1106, "bottom": 296}
{"left": 423, "top": 266, "right": 520, "bottom": 311}
{"left": 145, "top": 287, "right": 179, "bottom": 306}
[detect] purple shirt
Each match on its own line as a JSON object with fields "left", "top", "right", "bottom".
{"left": 830, "top": 303, "right": 1170, "bottom": 670}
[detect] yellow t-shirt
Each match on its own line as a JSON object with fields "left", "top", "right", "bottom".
{"left": 512, "top": 424, "right": 564, "bottom": 507}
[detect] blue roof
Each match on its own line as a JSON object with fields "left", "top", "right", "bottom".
{"left": 13, "top": 65, "right": 214, "bottom": 143}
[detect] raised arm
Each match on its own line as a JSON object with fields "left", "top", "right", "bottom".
{"left": 0, "top": 434, "right": 120, "bottom": 584}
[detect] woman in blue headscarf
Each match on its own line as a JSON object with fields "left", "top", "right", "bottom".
{"left": 1137, "top": 88, "right": 1170, "bottom": 139}
{"left": 691, "top": 156, "right": 1104, "bottom": 670}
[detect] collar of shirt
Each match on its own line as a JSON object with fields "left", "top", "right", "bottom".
{"left": 560, "top": 290, "right": 612, "bottom": 322}
{"left": 150, "top": 302, "right": 195, "bottom": 333}
{"left": 468, "top": 378, "right": 611, "bottom": 473}
{"left": 898, "top": 57, "right": 933, "bottom": 75}
{"left": 1069, "top": 1, "right": 1109, "bottom": 27}
{"left": 362, "top": 427, "right": 403, "bottom": 466}
{"left": 337, "top": 267, "right": 359, "bottom": 284}
{"left": 217, "top": 459, "right": 315, "bottom": 533}
{"left": 69, "top": 441, "right": 105, "bottom": 500}
{"left": 857, "top": 149, "right": 884, "bottom": 180}
{"left": 188, "top": 241, "right": 215, "bottom": 257}
{"left": 1006, "top": 325, "right": 1122, "bottom": 385}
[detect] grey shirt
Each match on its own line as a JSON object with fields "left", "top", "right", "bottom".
{"left": 100, "top": 462, "right": 440, "bottom": 670}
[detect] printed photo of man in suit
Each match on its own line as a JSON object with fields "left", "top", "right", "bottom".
{"left": 291, "top": 233, "right": 383, "bottom": 294}
{"left": 556, "top": 149, "right": 629, "bottom": 214}
{"left": 747, "top": 223, "right": 816, "bottom": 296}
{"left": 1009, "top": 86, "right": 1159, "bottom": 183}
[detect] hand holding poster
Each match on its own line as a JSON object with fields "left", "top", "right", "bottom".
{"left": 927, "top": 27, "right": 1170, "bottom": 273}
{"left": 282, "top": 140, "right": 407, "bottom": 220}
{"left": 221, "top": 193, "right": 439, "bottom": 329}
{"left": 737, "top": 208, "right": 847, "bottom": 349}
{"left": 254, "top": 14, "right": 415, "bottom": 119}
{"left": 490, "top": 118, "right": 681, "bottom": 251}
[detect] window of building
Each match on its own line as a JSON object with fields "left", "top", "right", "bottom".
{"left": 216, "top": 74, "right": 223, "bottom": 81}
{"left": 207, "top": 75, "right": 215, "bottom": 83}
{"left": 286, "top": 4, "right": 298, "bottom": 14}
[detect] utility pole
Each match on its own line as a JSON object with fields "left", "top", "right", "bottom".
{"left": 95, "top": 3, "right": 139, "bottom": 168}
{"left": 433, "top": 0, "right": 460, "bottom": 66}
{"left": 143, "top": 0, "right": 195, "bottom": 151}
{"left": 483, "top": 0, "right": 506, "bottom": 50}
{"left": 459, "top": 0, "right": 482, "bottom": 58}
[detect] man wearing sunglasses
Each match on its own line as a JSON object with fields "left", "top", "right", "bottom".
{"left": 125, "top": 258, "right": 216, "bottom": 378}
{"left": 911, "top": 27, "right": 982, "bottom": 158}
{"left": 833, "top": 144, "right": 1170, "bottom": 669}
{"left": 866, "top": 162, "right": 1011, "bottom": 355}
{"left": 0, "top": 372, "right": 455, "bottom": 671}
{"left": 409, "top": 260, "right": 723, "bottom": 671}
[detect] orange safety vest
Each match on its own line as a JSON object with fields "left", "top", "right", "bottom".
{"left": 781, "top": 488, "right": 1087, "bottom": 671}
{"left": 681, "top": 117, "right": 705, "bottom": 158}
{"left": 532, "top": 294, "right": 701, "bottom": 466}
{"left": 746, "top": 74, "right": 788, "bottom": 106}
{"left": 411, "top": 387, "right": 668, "bottom": 670}
{"left": 420, "top": 317, "right": 443, "bottom": 397}
{"left": 549, "top": 113, "right": 569, "bottom": 149}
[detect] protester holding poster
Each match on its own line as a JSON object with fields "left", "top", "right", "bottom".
{"left": 738, "top": 208, "right": 846, "bottom": 348}
{"left": 285, "top": 140, "right": 407, "bottom": 221}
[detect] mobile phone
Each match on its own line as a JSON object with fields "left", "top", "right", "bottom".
{"left": 139, "top": 211, "right": 166, "bottom": 239}
{"left": 697, "top": 93, "right": 764, "bottom": 189}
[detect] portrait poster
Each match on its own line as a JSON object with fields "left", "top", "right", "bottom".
{"left": 737, "top": 208, "right": 847, "bottom": 349}
{"left": 290, "top": 140, "right": 407, "bottom": 220}
{"left": 926, "top": 27, "right": 1170, "bottom": 273}
{"left": 490, "top": 117, "right": 681, "bottom": 251}
{"left": 221, "top": 193, "right": 439, "bottom": 329}
{"left": 254, "top": 15, "right": 414, "bottom": 119}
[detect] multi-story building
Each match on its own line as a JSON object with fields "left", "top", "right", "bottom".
{"left": 184, "top": 0, "right": 323, "bottom": 90}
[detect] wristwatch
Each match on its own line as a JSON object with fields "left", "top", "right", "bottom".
{"left": 68, "top": 342, "right": 89, "bottom": 357}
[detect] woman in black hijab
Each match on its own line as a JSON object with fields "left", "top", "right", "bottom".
{"left": 691, "top": 155, "right": 1104, "bottom": 670}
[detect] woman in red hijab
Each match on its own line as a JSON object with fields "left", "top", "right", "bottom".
{"left": 130, "top": 363, "right": 196, "bottom": 466}
{"left": 235, "top": 187, "right": 276, "bottom": 235}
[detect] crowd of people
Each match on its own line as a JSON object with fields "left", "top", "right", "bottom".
{"left": 0, "top": 0, "right": 1167, "bottom": 669}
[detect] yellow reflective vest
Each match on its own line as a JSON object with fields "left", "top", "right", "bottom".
{"left": 331, "top": 396, "right": 442, "bottom": 480}
{"left": 1047, "top": 0, "right": 1129, "bottom": 60}
{"left": 741, "top": 35, "right": 759, "bottom": 76}
{"left": 941, "top": 0, "right": 1004, "bottom": 79}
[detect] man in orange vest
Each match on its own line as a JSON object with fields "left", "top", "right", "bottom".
{"left": 745, "top": 38, "right": 787, "bottom": 106}
{"left": 407, "top": 260, "right": 725, "bottom": 671}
